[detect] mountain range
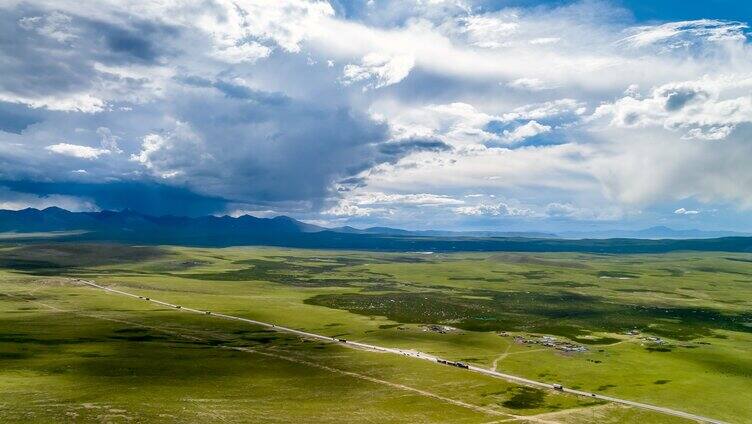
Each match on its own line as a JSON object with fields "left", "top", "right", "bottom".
{"left": 1, "top": 207, "right": 752, "bottom": 253}
{"left": 559, "top": 226, "right": 751, "bottom": 240}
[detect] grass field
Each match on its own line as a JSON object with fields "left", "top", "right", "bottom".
{"left": 1, "top": 243, "right": 750, "bottom": 423}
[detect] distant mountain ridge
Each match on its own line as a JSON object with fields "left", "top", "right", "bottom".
{"left": 2, "top": 208, "right": 752, "bottom": 253}
{"left": 0, "top": 207, "right": 323, "bottom": 236}
{"left": 560, "top": 226, "right": 751, "bottom": 240}
{"left": 330, "top": 225, "right": 557, "bottom": 239}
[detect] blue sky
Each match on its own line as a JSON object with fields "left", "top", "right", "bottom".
{"left": 619, "top": 0, "right": 752, "bottom": 22}
{"left": 1, "top": 0, "right": 751, "bottom": 232}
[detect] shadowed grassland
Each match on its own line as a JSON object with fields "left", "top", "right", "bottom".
{"left": 304, "top": 290, "right": 752, "bottom": 341}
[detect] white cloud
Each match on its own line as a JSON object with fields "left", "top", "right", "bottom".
{"left": 501, "top": 99, "right": 586, "bottom": 121}
{"left": 324, "top": 201, "right": 376, "bottom": 217}
{"left": 96, "top": 127, "right": 122, "bottom": 154}
{"left": 46, "top": 143, "right": 110, "bottom": 159}
{"left": 342, "top": 53, "right": 415, "bottom": 90}
{"left": 380, "top": 99, "right": 584, "bottom": 150}
{"left": 352, "top": 192, "right": 463, "bottom": 206}
{"left": 682, "top": 126, "right": 734, "bottom": 140}
{"left": 196, "top": 0, "right": 335, "bottom": 55}
{"left": 130, "top": 121, "right": 212, "bottom": 179}
{"left": 620, "top": 19, "right": 748, "bottom": 49}
{"left": 529, "top": 37, "right": 560, "bottom": 45}
{"left": 0, "top": 92, "right": 105, "bottom": 113}
{"left": 18, "top": 12, "right": 77, "bottom": 43}
{"left": 454, "top": 202, "right": 532, "bottom": 217}
{"left": 324, "top": 191, "right": 464, "bottom": 218}
{"left": 594, "top": 75, "right": 752, "bottom": 140}
{"left": 459, "top": 14, "right": 519, "bottom": 49}
{"left": 381, "top": 101, "right": 498, "bottom": 147}
{"left": 506, "top": 77, "right": 555, "bottom": 91}
{"left": 211, "top": 42, "right": 272, "bottom": 64}
{"left": 502, "top": 120, "right": 551, "bottom": 143}
{"left": 674, "top": 207, "right": 700, "bottom": 215}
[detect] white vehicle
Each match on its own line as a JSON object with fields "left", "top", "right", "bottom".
{"left": 553, "top": 384, "right": 563, "bottom": 390}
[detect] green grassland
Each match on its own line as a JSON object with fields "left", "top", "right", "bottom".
{"left": 1, "top": 243, "right": 750, "bottom": 422}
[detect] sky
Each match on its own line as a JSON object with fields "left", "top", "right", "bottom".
{"left": 1, "top": 0, "right": 751, "bottom": 232}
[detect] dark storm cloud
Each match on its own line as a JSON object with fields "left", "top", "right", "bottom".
{"left": 0, "top": 4, "right": 178, "bottom": 107}
{"left": 166, "top": 86, "right": 391, "bottom": 206}
{"left": 1, "top": 8, "right": 91, "bottom": 100}
{"left": 179, "top": 76, "right": 289, "bottom": 104}
{"left": 0, "top": 2, "right": 446, "bottom": 216}
{"left": 85, "top": 18, "right": 179, "bottom": 64}
{"left": 0, "top": 102, "right": 44, "bottom": 134}
{"left": 377, "top": 137, "right": 451, "bottom": 157}
{"left": 0, "top": 180, "right": 226, "bottom": 216}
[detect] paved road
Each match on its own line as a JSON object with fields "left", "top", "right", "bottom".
{"left": 76, "top": 279, "right": 727, "bottom": 424}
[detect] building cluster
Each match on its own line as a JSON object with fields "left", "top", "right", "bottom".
{"left": 422, "top": 324, "right": 458, "bottom": 334}
{"left": 639, "top": 335, "right": 666, "bottom": 345}
{"left": 507, "top": 334, "right": 589, "bottom": 353}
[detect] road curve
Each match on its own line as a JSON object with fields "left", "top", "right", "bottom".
{"left": 75, "top": 279, "right": 727, "bottom": 424}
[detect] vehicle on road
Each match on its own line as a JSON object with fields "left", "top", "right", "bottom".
{"left": 553, "top": 384, "right": 563, "bottom": 390}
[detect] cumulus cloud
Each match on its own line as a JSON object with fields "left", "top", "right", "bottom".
{"left": 674, "top": 207, "right": 700, "bottom": 215}
{"left": 324, "top": 191, "right": 463, "bottom": 218}
{"left": 351, "top": 192, "right": 464, "bottom": 206}
{"left": 594, "top": 76, "right": 752, "bottom": 140}
{"left": 501, "top": 99, "right": 587, "bottom": 122}
{"left": 342, "top": 53, "right": 415, "bottom": 90}
{"left": 380, "top": 99, "right": 584, "bottom": 150}
{"left": 324, "top": 201, "right": 376, "bottom": 217}
{"left": 46, "top": 143, "right": 110, "bottom": 159}
{"left": 454, "top": 202, "right": 532, "bottom": 217}
{"left": 211, "top": 42, "right": 272, "bottom": 64}
{"left": 384, "top": 102, "right": 499, "bottom": 146}
{"left": 130, "top": 122, "right": 209, "bottom": 179}
{"left": 1, "top": 6, "right": 179, "bottom": 113}
{"left": 502, "top": 120, "right": 551, "bottom": 143}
